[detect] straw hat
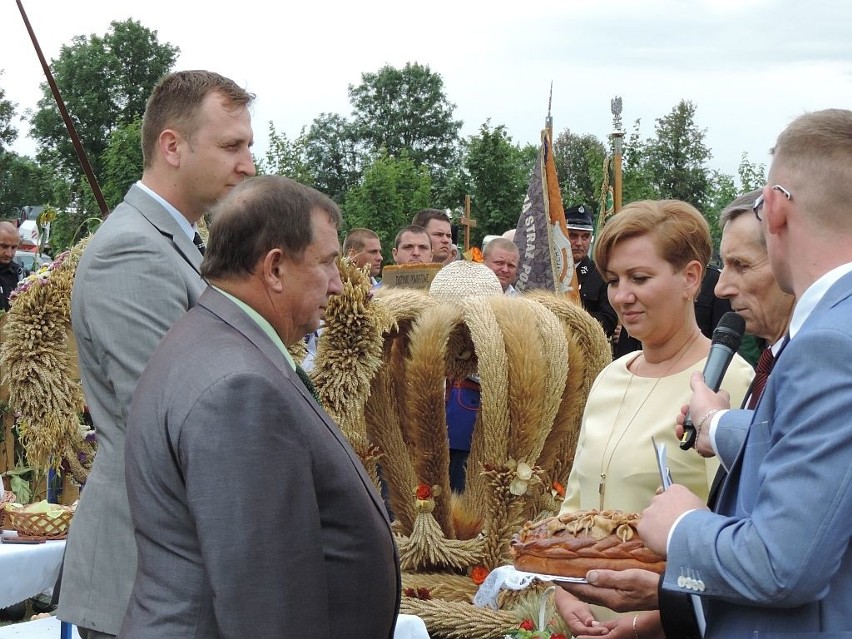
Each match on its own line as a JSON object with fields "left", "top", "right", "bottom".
{"left": 428, "top": 260, "right": 503, "bottom": 304}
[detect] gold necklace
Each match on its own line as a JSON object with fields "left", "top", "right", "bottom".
{"left": 597, "top": 330, "right": 701, "bottom": 509}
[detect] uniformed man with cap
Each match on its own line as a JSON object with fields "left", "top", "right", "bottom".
{"left": 566, "top": 204, "right": 617, "bottom": 338}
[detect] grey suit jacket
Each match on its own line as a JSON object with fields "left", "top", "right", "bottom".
{"left": 120, "top": 287, "right": 400, "bottom": 638}
{"left": 58, "top": 185, "right": 205, "bottom": 634}
{"left": 664, "top": 270, "right": 852, "bottom": 638}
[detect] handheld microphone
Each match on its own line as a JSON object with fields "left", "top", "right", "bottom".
{"left": 680, "top": 311, "right": 746, "bottom": 450}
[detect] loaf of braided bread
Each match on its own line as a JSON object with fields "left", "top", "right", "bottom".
{"left": 511, "top": 509, "right": 666, "bottom": 578}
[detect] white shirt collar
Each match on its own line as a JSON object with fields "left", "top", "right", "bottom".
{"left": 135, "top": 181, "right": 196, "bottom": 241}
{"left": 769, "top": 336, "right": 786, "bottom": 356}
{"left": 789, "top": 262, "right": 852, "bottom": 338}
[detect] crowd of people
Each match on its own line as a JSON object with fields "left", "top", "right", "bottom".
{"left": 3, "top": 65, "right": 847, "bottom": 638}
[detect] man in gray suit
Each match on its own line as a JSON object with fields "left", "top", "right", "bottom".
{"left": 58, "top": 70, "right": 255, "bottom": 638}
{"left": 641, "top": 109, "right": 852, "bottom": 637}
{"left": 121, "top": 175, "right": 400, "bottom": 638}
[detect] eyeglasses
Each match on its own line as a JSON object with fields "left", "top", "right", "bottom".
{"left": 752, "top": 185, "right": 792, "bottom": 221}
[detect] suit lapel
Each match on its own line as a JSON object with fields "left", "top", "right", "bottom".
{"left": 124, "top": 185, "right": 203, "bottom": 274}
{"left": 197, "top": 288, "right": 392, "bottom": 523}
{"left": 717, "top": 270, "right": 852, "bottom": 513}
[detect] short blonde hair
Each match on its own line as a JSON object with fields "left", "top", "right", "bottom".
{"left": 771, "top": 109, "right": 852, "bottom": 231}
{"left": 595, "top": 200, "right": 711, "bottom": 276}
{"left": 482, "top": 237, "right": 519, "bottom": 260}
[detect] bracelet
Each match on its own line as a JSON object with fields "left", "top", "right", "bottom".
{"left": 695, "top": 408, "right": 721, "bottom": 436}
{"left": 632, "top": 614, "right": 641, "bottom": 639}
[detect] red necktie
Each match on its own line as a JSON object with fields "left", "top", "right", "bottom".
{"left": 747, "top": 347, "right": 775, "bottom": 409}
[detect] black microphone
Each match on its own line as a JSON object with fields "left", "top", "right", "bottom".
{"left": 680, "top": 311, "right": 746, "bottom": 450}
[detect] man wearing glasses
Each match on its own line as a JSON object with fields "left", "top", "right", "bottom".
{"left": 641, "top": 109, "right": 852, "bottom": 637}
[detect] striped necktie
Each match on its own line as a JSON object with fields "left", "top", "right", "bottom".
{"left": 747, "top": 347, "right": 775, "bottom": 409}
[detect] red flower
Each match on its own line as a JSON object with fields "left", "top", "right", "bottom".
{"left": 404, "top": 588, "right": 416, "bottom": 598}
{"left": 552, "top": 481, "right": 566, "bottom": 498}
{"left": 551, "top": 634, "right": 567, "bottom": 639}
{"left": 416, "top": 587, "right": 432, "bottom": 600}
{"left": 415, "top": 483, "right": 431, "bottom": 500}
{"left": 470, "top": 565, "right": 489, "bottom": 585}
{"left": 519, "top": 619, "right": 534, "bottom": 631}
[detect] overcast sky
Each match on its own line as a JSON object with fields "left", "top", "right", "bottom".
{"left": 2, "top": 0, "right": 851, "bottom": 181}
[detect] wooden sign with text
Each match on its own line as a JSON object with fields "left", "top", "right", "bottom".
{"left": 380, "top": 263, "right": 443, "bottom": 290}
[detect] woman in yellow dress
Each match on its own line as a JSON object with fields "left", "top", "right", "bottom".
{"left": 556, "top": 200, "right": 753, "bottom": 639}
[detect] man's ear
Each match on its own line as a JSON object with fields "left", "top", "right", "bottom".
{"left": 159, "top": 129, "right": 181, "bottom": 168}
{"left": 765, "top": 192, "right": 789, "bottom": 237}
{"left": 262, "top": 248, "right": 286, "bottom": 292}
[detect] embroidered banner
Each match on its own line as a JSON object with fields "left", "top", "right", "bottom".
{"left": 513, "top": 130, "right": 579, "bottom": 302}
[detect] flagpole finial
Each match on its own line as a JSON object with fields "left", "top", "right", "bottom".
{"left": 610, "top": 96, "right": 624, "bottom": 214}
{"left": 610, "top": 95, "right": 623, "bottom": 132}
{"left": 545, "top": 82, "right": 553, "bottom": 133}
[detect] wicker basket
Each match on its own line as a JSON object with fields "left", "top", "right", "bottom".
{"left": 5, "top": 506, "right": 74, "bottom": 537}
{"left": 0, "top": 492, "right": 17, "bottom": 529}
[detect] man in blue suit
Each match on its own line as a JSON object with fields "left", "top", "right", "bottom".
{"left": 639, "top": 108, "right": 852, "bottom": 637}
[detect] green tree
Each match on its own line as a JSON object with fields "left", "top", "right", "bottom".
{"left": 705, "top": 170, "right": 738, "bottom": 252}
{"left": 258, "top": 122, "right": 313, "bottom": 184}
{"left": 100, "top": 118, "right": 143, "bottom": 209}
{"left": 642, "top": 100, "right": 713, "bottom": 209}
{"left": 620, "top": 119, "right": 658, "bottom": 204}
{"left": 348, "top": 63, "right": 462, "bottom": 180}
{"left": 463, "top": 120, "right": 533, "bottom": 244}
{"left": 700, "top": 155, "right": 765, "bottom": 257}
{"left": 1, "top": 74, "right": 20, "bottom": 216}
{"left": 0, "top": 76, "right": 64, "bottom": 222}
{"left": 0, "top": 153, "right": 64, "bottom": 222}
{"left": 343, "top": 151, "right": 432, "bottom": 261}
{"left": 737, "top": 152, "right": 766, "bottom": 192}
{"left": 66, "top": 117, "right": 146, "bottom": 247}
{"left": 29, "top": 20, "right": 177, "bottom": 213}
{"left": 0, "top": 71, "right": 17, "bottom": 152}
{"left": 553, "top": 128, "right": 607, "bottom": 211}
{"left": 301, "top": 113, "right": 363, "bottom": 202}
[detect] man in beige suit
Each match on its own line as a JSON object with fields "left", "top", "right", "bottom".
{"left": 58, "top": 70, "right": 255, "bottom": 638}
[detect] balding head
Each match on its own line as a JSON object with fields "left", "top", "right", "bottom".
{"left": 0, "top": 222, "right": 20, "bottom": 265}
{"left": 201, "top": 175, "right": 343, "bottom": 346}
{"left": 201, "top": 176, "right": 341, "bottom": 281}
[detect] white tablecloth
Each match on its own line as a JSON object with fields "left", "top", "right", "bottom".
{"left": 0, "top": 537, "right": 65, "bottom": 608}
{"left": 395, "top": 613, "right": 430, "bottom": 639}
{"left": 0, "top": 611, "right": 426, "bottom": 639}
{"left": 0, "top": 616, "right": 81, "bottom": 638}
